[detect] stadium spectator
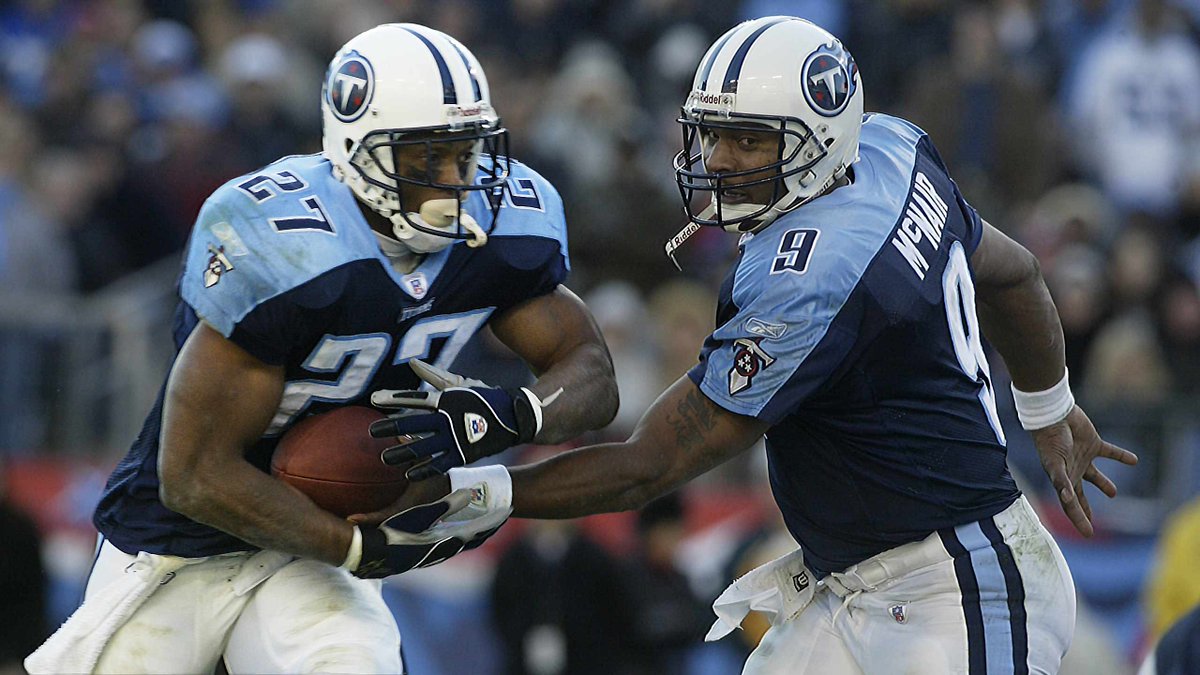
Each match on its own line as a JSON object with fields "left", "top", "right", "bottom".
{"left": 490, "top": 519, "right": 634, "bottom": 675}
{"left": 0, "top": 489, "right": 48, "bottom": 671}
{"left": 1144, "top": 496, "right": 1200, "bottom": 641}
{"left": 1064, "top": 0, "right": 1200, "bottom": 216}
{"left": 622, "top": 493, "right": 711, "bottom": 675}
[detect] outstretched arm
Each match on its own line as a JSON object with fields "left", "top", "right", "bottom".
{"left": 971, "top": 220, "right": 1137, "bottom": 536}
{"left": 367, "top": 376, "right": 768, "bottom": 523}
{"left": 510, "top": 376, "right": 769, "bottom": 519}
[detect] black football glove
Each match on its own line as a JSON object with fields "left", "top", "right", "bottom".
{"left": 350, "top": 489, "right": 470, "bottom": 579}
{"left": 349, "top": 469, "right": 513, "bottom": 578}
{"left": 371, "top": 360, "right": 546, "bottom": 479}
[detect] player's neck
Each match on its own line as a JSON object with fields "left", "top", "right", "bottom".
{"left": 373, "top": 231, "right": 424, "bottom": 274}
{"left": 358, "top": 203, "right": 395, "bottom": 239}
{"left": 823, "top": 166, "right": 854, "bottom": 197}
{"left": 358, "top": 203, "right": 425, "bottom": 274}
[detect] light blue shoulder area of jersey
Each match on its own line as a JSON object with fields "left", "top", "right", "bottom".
{"left": 697, "top": 115, "right": 927, "bottom": 417}
{"left": 466, "top": 157, "right": 569, "bottom": 267}
{"left": 180, "top": 153, "right": 381, "bottom": 337}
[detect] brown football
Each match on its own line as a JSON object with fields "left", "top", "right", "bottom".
{"left": 270, "top": 406, "right": 408, "bottom": 517}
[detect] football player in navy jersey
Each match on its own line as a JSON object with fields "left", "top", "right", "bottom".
{"left": 26, "top": 24, "right": 617, "bottom": 675}
{"left": 386, "top": 17, "right": 1138, "bottom": 674}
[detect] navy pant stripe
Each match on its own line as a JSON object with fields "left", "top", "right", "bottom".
{"left": 940, "top": 527, "right": 987, "bottom": 675}
{"left": 981, "top": 518, "right": 1029, "bottom": 675}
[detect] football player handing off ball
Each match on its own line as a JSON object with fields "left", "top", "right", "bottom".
{"left": 26, "top": 24, "right": 616, "bottom": 675}
{"left": 390, "top": 17, "right": 1138, "bottom": 675}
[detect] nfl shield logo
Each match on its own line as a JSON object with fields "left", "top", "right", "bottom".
{"left": 403, "top": 272, "right": 428, "bottom": 299}
{"left": 889, "top": 604, "right": 907, "bottom": 624}
{"left": 464, "top": 413, "right": 488, "bottom": 443}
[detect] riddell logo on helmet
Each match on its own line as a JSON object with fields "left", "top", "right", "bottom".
{"left": 688, "top": 90, "right": 736, "bottom": 112}
{"left": 446, "top": 104, "right": 483, "bottom": 130}
{"left": 448, "top": 104, "right": 484, "bottom": 118}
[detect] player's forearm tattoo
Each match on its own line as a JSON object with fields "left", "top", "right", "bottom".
{"left": 668, "top": 388, "right": 718, "bottom": 451}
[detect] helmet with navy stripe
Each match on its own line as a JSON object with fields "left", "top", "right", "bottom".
{"left": 322, "top": 24, "right": 509, "bottom": 252}
{"left": 674, "top": 16, "right": 863, "bottom": 232}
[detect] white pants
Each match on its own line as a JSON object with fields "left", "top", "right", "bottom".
{"left": 743, "top": 497, "right": 1075, "bottom": 675}
{"left": 86, "top": 539, "right": 403, "bottom": 674}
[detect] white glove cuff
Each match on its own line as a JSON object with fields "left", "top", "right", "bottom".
{"left": 448, "top": 465, "right": 513, "bottom": 512}
{"left": 340, "top": 526, "right": 363, "bottom": 571}
{"left": 1011, "top": 369, "right": 1075, "bottom": 431}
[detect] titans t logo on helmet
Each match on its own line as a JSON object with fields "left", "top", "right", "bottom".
{"left": 801, "top": 42, "right": 858, "bottom": 117}
{"left": 326, "top": 50, "right": 375, "bottom": 122}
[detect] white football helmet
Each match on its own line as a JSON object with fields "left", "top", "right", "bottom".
{"left": 674, "top": 16, "right": 863, "bottom": 232}
{"left": 322, "top": 24, "right": 509, "bottom": 252}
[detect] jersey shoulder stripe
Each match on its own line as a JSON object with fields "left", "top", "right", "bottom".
{"left": 180, "top": 154, "right": 380, "bottom": 337}
{"left": 480, "top": 158, "right": 569, "bottom": 266}
{"left": 692, "top": 115, "right": 927, "bottom": 420}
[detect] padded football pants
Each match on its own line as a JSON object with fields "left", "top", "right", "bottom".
{"left": 85, "top": 539, "right": 403, "bottom": 674}
{"left": 742, "top": 496, "right": 1075, "bottom": 674}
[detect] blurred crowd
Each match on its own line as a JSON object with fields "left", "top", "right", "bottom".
{"left": 1, "top": 0, "right": 1199, "bottom": 412}
{"left": 3, "top": 0, "right": 1200, "bottom": 671}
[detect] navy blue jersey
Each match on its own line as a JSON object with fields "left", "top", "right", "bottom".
{"left": 95, "top": 154, "right": 569, "bottom": 557}
{"left": 687, "top": 114, "right": 1019, "bottom": 576}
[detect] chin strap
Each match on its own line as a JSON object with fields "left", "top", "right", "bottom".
{"left": 333, "top": 160, "right": 490, "bottom": 251}
{"left": 386, "top": 198, "right": 488, "bottom": 253}
{"left": 664, "top": 200, "right": 780, "bottom": 271}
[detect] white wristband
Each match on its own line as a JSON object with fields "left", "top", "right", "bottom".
{"left": 448, "top": 465, "right": 513, "bottom": 513}
{"left": 443, "top": 464, "right": 514, "bottom": 538}
{"left": 1011, "top": 369, "right": 1075, "bottom": 431}
{"left": 340, "top": 526, "right": 363, "bottom": 571}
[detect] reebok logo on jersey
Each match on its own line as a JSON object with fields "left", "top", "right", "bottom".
{"left": 465, "top": 414, "right": 488, "bottom": 444}
{"left": 729, "top": 337, "right": 775, "bottom": 395}
{"left": 203, "top": 244, "right": 234, "bottom": 288}
{"left": 746, "top": 318, "right": 788, "bottom": 340}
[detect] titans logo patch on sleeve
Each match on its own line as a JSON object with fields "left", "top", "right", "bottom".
{"left": 204, "top": 244, "right": 234, "bottom": 288}
{"left": 729, "top": 337, "right": 775, "bottom": 395}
